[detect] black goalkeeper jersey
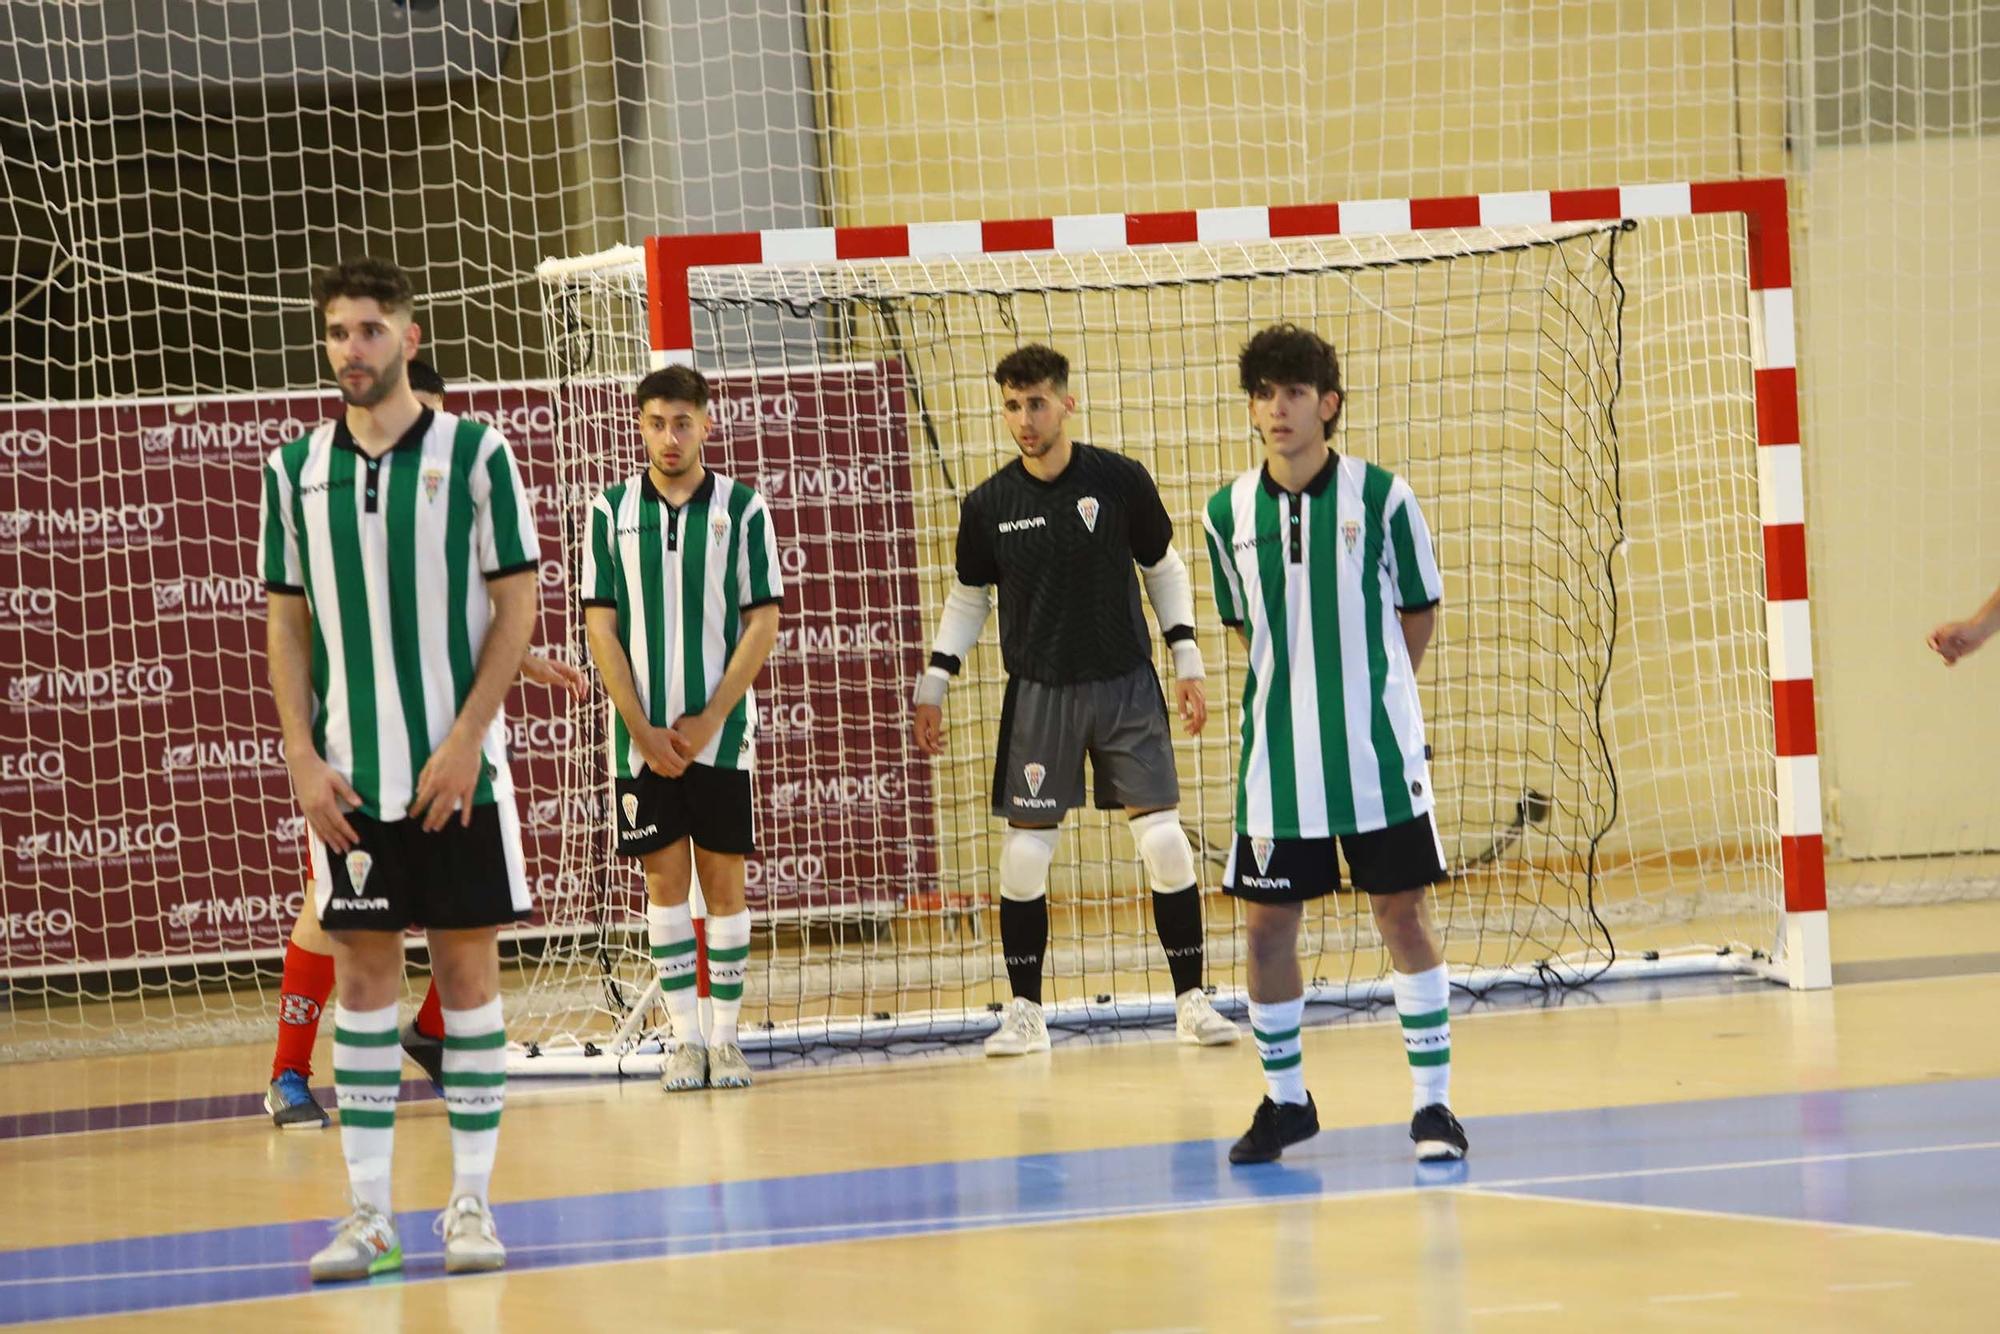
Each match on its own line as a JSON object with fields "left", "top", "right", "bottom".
{"left": 952, "top": 442, "right": 1178, "bottom": 686}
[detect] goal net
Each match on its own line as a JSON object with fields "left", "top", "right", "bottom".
{"left": 513, "top": 213, "right": 1781, "bottom": 1069}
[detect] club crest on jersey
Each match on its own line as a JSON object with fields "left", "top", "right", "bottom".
{"left": 711, "top": 514, "right": 729, "bottom": 544}
{"left": 1023, "top": 762, "right": 1046, "bottom": 798}
{"left": 422, "top": 467, "right": 445, "bottom": 503}
{"left": 1076, "top": 496, "right": 1100, "bottom": 533}
{"left": 344, "top": 850, "right": 374, "bottom": 895}
{"left": 1341, "top": 519, "right": 1361, "bottom": 554}
{"left": 621, "top": 792, "right": 640, "bottom": 827}
{"left": 1251, "top": 837, "right": 1275, "bottom": 876}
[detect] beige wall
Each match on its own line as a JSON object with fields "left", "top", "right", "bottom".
{"left": 1801, "top": 136, "right": 2000, "bottom": 870}
{"left": 819, "top": 0, "right": 1791, "bottom": 225}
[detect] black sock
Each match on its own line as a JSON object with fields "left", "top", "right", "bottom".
{"left": 998, "top": 896, "right": 1048, "bottom": 1006}
{"left": 1151, "top": 887, "right": 1205, "bottom": 996}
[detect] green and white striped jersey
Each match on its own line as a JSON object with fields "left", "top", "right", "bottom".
{"left": 1202, "top": 451, "right": 1444, "bottom": 838}
{"left": 582, "top": 470, "right": 782, "bottom": 777}
{"left": 260, "top": 410, "right": 541, "bottom": 821}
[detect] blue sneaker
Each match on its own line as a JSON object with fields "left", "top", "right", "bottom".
{"left": 265, "top": 1069, "right": 330, "bottom": 1131}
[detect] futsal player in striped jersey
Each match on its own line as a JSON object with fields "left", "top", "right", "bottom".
{"left": 265, "top": 258, "right": 540, "bottom": 1278}
{"left": 580, "top": 365, "right": 782, "bottom": 1094}
{"left": 1202, "top": 323, "right": 1468, "bottom": 1165}
{"left": 263, "top": 357, "right": 587, "bottom": 1131}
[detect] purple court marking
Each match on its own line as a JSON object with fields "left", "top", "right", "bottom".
{"left": 2, "top": 1078, "right": 1997, "bottom": 1324}
{"left": 0, "top": 1080, "right": 438, "bottom": 1143}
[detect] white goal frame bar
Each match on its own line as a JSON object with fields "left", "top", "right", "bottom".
{"left": 629, "top": 177, "right": 1827, "bottom": 992}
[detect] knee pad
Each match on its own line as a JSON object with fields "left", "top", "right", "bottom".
{"left": 998, "top": 826, "right": 1060, "bottom": 902}
{"left": 1129, "top": 809, "right": 1196, "bottom": 893}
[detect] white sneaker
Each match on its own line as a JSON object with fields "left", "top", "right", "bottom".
{"left": 984, "top": 997, "right": 1051, "bottom": 1057}
{"left": 661, "top": 1040, "right": 708, "bottom": 1092}
{"left": 437, "top": 1195, "right": 507, "bottom": 1274}
{"left": 1175, "top": 988, "right": 1241, "bottom": 1046}
{"left": 309, "top": 1200, "right": 402, "bottom": 1282}
{"left": 708, "top": 1042, "right": 752, "bottom": 1089}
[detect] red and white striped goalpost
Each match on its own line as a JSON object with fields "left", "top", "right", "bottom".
{"left": 637, "top": 177, "right": 1828, "bottom": 992}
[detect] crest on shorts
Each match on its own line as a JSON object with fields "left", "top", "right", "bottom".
{"left": 422, "top": 467, "right": 445, "bottom": 503}
{"left": 1023, "top": 762, "right": 1046, "bottom": 798}
{"left": 1341, "top": 518, "right": 1361, "bottom": 554}
{"left": 621, "top": 792, "right": 640, "bottom": 827}
{"left": 1076, "top": 496, "right": 1100, "bottom": 533}
{"left": 344, "top": 850, "right": 374, "bottom": 895}
{"left": 1251, "top": 837, "right": 1275, "bottom": 876}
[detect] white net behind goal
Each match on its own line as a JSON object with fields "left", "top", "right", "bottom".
{"left": 514, "top": 216, "right": 1777, "bottom": 1064}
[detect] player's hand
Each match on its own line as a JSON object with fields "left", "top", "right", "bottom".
{"left": 638, "top": 724, "right": 688, "bottom": 778}
{"left": 290, "top": 753, "right": 362, "bottom": 854}
{"left": 409, "top": 730, "right": 485, "bottom": 832}
{"left": 913, "top": 703, "right": 945, "bottom": 755}
{"left": 670, "top": 712, "right": 720, "bottom": 764}
{"left": 1928, "top": 619, "right": 1993, "bottom": 666}
{"left": 1174, "top": 679, "right": 1208, "bottom": 736}
{"left": 520, "top": 651, "right": 588, "bottom": 700}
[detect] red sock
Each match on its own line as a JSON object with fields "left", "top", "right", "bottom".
{"left": 415, "top": 978, "right": 444, "bottom": 1040}
{"left": 271, "top": 939, "right": 336, "bottom": 1081}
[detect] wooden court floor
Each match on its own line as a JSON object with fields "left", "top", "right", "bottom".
{"left": 4, "top": 901, "right": 2000, "bottom": 1331}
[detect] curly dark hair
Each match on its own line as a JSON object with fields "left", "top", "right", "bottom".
{"left": 311, "top": 256, "right": 415, "bottom": 317}
{"left": 1238, "top": 323, "right": 1344, "bottom": 439}
{"left": 992, "top": 344, "right": 1070, "bottom": 392}
{"left": 635, "top": 365, "right": 710, "bottom": 410}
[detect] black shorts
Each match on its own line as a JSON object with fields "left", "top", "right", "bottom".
{"left": 991, "top": 663, "right": 1182, "bottom": 820}
{"left": 615, "top": 763, "right": 755, "bottom": 857}
{"left": 311, "top": 801, "right": 531, "bottom": 931}
{"left": 1223, "top": 811, "right": 1448, "bottom": 904}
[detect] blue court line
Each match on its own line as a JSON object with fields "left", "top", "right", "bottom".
{"left": 2, "top": 1077, "right": 1997, "bottom": 1325}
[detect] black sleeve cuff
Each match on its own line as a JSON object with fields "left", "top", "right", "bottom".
{"left": 580, "top": 597, "right": 618, "bottom": 610}
{"left": 1162, "top": 624, "right": 1196, "bottom": 645}
{"left": 929, "top": 651, "right": 962, "bottom": 675}
{"left": 265, "top": 581, "right": 305, "bottom": 597}
{"left": 1220, "top": 617, "right": 1244, "bottom": 629}
{"left": 485, "top": 560, "right": 539, "bottom": 581}
{"left": 1396, "top": 598, "right": 1441, "bottom": 613}
{"left": 740, "top": 595, "right": 783, "bottom": 612}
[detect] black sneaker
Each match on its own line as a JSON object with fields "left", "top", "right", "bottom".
{"left": 401, "top": 1021, "right": 446, "bottom": 1097}
{"left": 264, "top": 1069, "right": 329, "bottom": 1130}
{"left": 1228, "top": 1094, "right": 1320, "bottom": 1164}
{"left": 1411, "top": 1103, "right": 1468, "bottom": 1162}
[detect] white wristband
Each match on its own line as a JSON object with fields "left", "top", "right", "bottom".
{"left": 1170, "top": 639, "right": 1205, "bottom": 683}
{"left": 912, "top": 666, "right": 951, "bottom": 709}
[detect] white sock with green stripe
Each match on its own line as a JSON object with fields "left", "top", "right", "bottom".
{"left": 649, "top": 904, "right": 702, "bottom": 1047}
{"left": 705, "top": 909, "right": 750, "bottom": 1046}
{"left": 1247, "top": 996, "right": 1307, "bottom": 1105}
{"left": 333, "top": 1001, "right": 402, "bottom": 1212}
{"left": 442, "top": 998, "right": 506, "bottom": 1205}
{"left": 1391, "top": 965, "right": 1451, "bottom": 1112}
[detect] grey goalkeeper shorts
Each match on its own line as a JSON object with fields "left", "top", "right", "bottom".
{"left": 991, "top": 662, "right": 1182, "bottom": 820}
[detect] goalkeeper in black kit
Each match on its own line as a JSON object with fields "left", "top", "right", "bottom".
{"left": 911, "top": 344, "right": 1240, "bottom": 1054}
